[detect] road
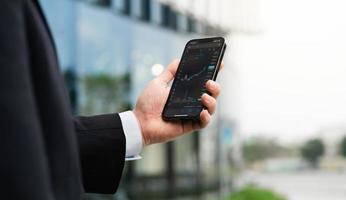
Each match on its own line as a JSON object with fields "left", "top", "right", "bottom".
{"left": 252, "top": 171, "right": 346, "bottom": 200}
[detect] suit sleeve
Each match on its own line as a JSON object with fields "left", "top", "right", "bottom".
{"left": 74, "top": 113, "right": 126, "bottom": 194}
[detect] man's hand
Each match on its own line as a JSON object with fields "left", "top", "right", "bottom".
{"left": 133, "top": 59, "right": 222, "bottom": 146}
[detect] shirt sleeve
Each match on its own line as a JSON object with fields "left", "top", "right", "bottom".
{"left": 119, "top": 111, "right": 143, "bottom": 161}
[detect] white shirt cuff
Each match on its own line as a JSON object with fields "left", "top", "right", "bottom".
{"left": 119, "top": 111, "right": 143, "bottom": 161}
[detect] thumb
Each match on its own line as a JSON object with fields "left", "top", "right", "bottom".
{"left": 158, "top": 59, "right": 180, "bottom": 83}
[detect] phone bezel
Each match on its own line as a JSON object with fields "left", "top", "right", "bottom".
{"left": 162, "top": 37, "right": 226, "bottom": 121}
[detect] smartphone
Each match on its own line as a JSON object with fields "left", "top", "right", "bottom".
{"left": 162, "top": 37, "right": 226, "bottom": 121}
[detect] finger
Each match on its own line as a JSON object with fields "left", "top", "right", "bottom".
{"left": 201, "top": 93, "right": 217, "bottom": 115}
{"left": 206, "top": 80, "right": 221, "bottom": 98}
{"left": 158, "top": 59, "right": 180, "bottom": 83}
{"left": 219, "top": 61, "right": 225, "bottom": 70}
{"left": 182, "top": 120, "right": 194, "bottom": 134}
{"left": 199, "top": 110, "right": 211, "bottom": 128}
{"left": 191, "top": 121, "right": 200, "bottom": 130}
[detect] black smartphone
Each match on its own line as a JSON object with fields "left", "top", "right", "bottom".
{"left": 162, "top": 37, "right": 226, "bottom": 121}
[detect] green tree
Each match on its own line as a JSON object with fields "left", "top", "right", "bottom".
{"left": 242, "top": 137, "right": 291, "bottom": 164}
{"left": 81, "top": 73, "right": 131, "bottom": 115}
{"left": 300, "top": 138, "right": 325, "bottom": 168}
{"left": 228, "top": 185, "right": 286, "bottom": 200}
{"left": 340, "top": 136, "right": 346, "bottom": 158}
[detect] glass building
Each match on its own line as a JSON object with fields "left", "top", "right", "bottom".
{"left": 39, "top": 0, "right": 234, "bottom": 199}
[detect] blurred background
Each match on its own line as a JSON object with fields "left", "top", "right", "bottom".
{"left": 39, "top": 0, "right": 346, "bottom": 200}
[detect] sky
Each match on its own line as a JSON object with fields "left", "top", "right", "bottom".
{"left": 222, "top": 0, "right": 346, "bottom": 143}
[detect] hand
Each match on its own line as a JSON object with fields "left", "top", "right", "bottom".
{"left": 133, "top": 59, "right": 222, "bottom": 146}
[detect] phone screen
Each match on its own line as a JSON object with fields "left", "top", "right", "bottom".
{"left": 163, "top": 37, "right": 226, "bottom": 120}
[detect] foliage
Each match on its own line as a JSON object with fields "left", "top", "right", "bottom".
{"left": 340, "top": 135, "right": 346, "bottom": 158}
{"left": 80, "top": 73, "right": 131, "bottom": 115}
{"left": 300, "top": 138, "right": 325, "bottom": 167}
{"left": 227, "top": 185, "right": 286, "bottom": 200}
{"left": 242, "top": 137, "right": 291, "bottom": 164}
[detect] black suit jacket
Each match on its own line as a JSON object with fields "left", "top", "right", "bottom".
{"left": 0, "top": 1, "right": 126, "bottom": 199}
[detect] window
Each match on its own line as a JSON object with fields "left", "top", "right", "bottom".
{"left": 114, "top": 0, "right": 131, "bottom": 15}
{"left": 161, "top": 4, "right": 177, "bottom": 31}
{"left": 161, "top": 4, "right": 170, "bottom": 27}
{"left": 187, "top": 16, "right": 197, "bottom": 33}
{"left": 123, "top": 0, "right": 131, "bottom": 15}
{"left": 169, "top": 11, "right": 177, "bottom": 30}
{"left": 86, "top": 0, "right": 111, "bottom": 7}
{"left": 141, "top": 0, "right": 151, "bottom": 21}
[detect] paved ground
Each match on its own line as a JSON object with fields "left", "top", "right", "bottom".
{"left": 252, "top": 171, "right": 346, "bottom": 200}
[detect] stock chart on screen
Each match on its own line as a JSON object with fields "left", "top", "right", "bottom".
{"left": 166, "top": 40, "right": 222, "bottom": 116}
